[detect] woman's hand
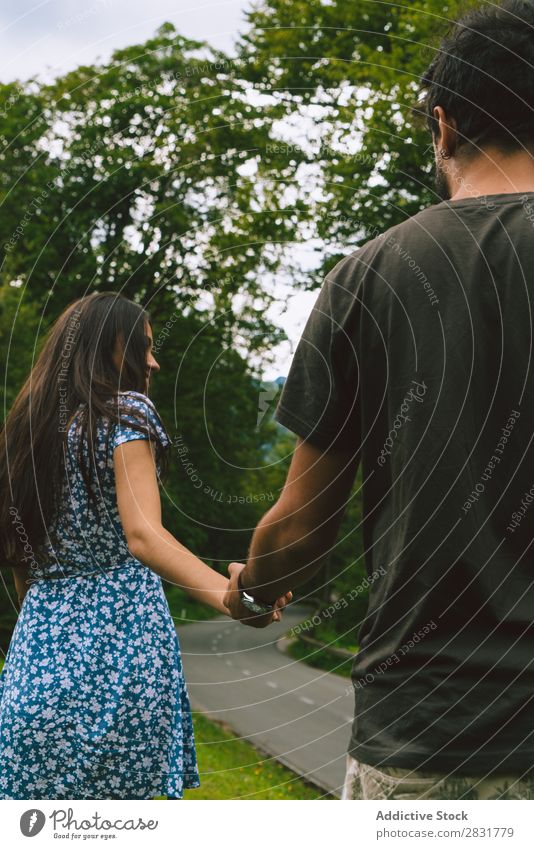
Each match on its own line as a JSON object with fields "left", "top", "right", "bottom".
{"left": 223, "top": 562, "right": 292, "bottom": 628}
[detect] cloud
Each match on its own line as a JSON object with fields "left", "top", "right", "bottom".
{"left": 0, "top": 0, "right": 248, "bottom": 82}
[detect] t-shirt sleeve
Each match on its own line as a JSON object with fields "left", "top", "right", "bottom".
{"left": 273, "top": 254, "right": 363, "bottom": 451}
{"left": 112, "top": 391, "right": 171, "bottom": 451}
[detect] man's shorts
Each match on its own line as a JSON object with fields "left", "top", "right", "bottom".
{"left": 341, "top": 754, "right": 534, "bottom": 800}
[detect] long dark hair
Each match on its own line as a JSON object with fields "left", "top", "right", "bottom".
{"left": 0, "top": 291, "right": 169, "bottom": 567}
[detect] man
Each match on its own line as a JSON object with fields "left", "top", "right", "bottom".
{"left": 225, "top": 0, "right": 534, "bottom": 799}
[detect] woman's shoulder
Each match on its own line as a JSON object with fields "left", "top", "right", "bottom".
{"left": 113, "top": 391, "right": 170, "bottom": 447}
{"left": 115, "top": 390, "right": 157, "bottom": 411}
{"left": 111, "top": 391, "right": 167, "bottom": 423}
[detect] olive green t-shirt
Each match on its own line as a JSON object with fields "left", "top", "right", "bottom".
{"left": 274, "top": 191, "right": 534, "bottom": 774}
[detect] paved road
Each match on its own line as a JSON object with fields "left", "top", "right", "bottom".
{"left": 177, "top": 605, "right": 355, "bottom": 798}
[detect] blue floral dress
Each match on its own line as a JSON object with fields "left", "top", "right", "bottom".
{"left": 0, "top": 391, "right": 200, "bottom": 800}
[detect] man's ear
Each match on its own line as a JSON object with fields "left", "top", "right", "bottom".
{"left": 433, "top": 106, "right": 458, "bottom": 155}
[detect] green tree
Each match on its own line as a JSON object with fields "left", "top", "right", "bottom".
{"left": 0, "top": 281, "right": 44, "bottom": 414}
{"left": 0, "top": 23, "right": 309, "bottom": 345}
{"left": 153, "top": 315, "right": 286, "bottom": 562}
{"left": 238, "top": 0, "right": 468, "bottom": 279}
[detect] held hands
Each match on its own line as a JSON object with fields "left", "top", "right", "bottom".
{"left": 223, "top": 562, "right": 292, "bottom": 628}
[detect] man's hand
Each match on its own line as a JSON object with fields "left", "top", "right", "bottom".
{"left": 223, "top": 562, "right": 292, "bottom": 628}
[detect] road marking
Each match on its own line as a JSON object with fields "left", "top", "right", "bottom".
{"left": 225, "top": 660, "right": 233, "bottom": 666}
{"left": 242, "top": 669, "right": 251, "bottom": 676}
{"left": 266, "top": 681, "right": 278, "bottom": 688}
{"left": 300, "top": 696, "right": 315, "bottom": 705}
{"left": 344, "top": 716, "right": 353, "bottom": 723}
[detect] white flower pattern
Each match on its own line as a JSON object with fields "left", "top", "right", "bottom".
{"left": 0, "top": 391, "right": 200, "bottom": 799}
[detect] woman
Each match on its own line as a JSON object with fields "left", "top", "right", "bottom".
{"left": 0, "top": 292, "right": 286, "bottom": 800}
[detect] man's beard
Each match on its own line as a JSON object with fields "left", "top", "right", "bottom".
{"left": 434, "top": 158, "right": 452, "bottom": 201}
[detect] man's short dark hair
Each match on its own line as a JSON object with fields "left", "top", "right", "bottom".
{"left": 413, "top": 0, "right": 534, "bottom": 157}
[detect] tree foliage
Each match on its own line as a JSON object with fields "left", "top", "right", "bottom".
{"left": 238, "top": 0, "right": 469, "bottom": 279}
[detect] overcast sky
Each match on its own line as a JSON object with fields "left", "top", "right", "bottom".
{"left": 1, "top": 0, "right": 318, "bottom": 379}
{"left": 0, "top": 0, "right": 247, "bottom": 82}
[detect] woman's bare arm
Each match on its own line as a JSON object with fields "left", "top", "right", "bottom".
{"left": 114, "top": 438, "right": 232, "bottom": 616}
{"left": 115, "top": 439, "right": 286, "bottom": 623}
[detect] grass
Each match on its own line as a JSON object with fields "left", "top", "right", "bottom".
{"left": 286, "top": 637, "right": 353, "bottom": 679}
{"left": 181, "top": 712, "right": 324, "bottom": 800}
{"left": 311, "top": 622, "right": 359, "bottom": 654}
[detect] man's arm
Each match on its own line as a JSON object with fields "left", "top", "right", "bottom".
{"left": 230, "top": 436, "right": 359, "bottom": 605}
